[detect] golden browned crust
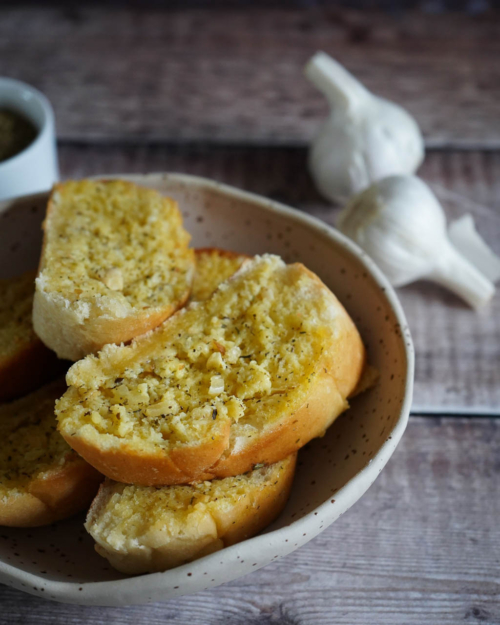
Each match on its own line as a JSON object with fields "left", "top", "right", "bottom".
{"left": 33, "top": 180, "right": 195, "bottom": 361}
{"left": 194, "top": 247, "right": 252, "bottom": 260}
{"left": 0, "top": 380, "right": 104, "bottom": 527}
{"left": 86, "top": 454, "right": 296, "bottom": 574}
{"left": 0, "top": 270, "right": 66, "bottom": 401}
{"left": 33, "top": 296, "right": 187, "bottom": 362}
{"left": 205, "top": 371, "right": 348, "bottom": 480}
{"left": 62, "top": 370, "right": 344, "bottom": 486}
{"left": 221, "top": 453, "right": 296, "bottom": 547}
{"left": 0, "top": 458, "right": 103, "bottom": 527}
{"left": 57, "top": 256, "right": 365, "bottom": 486}
{"left": 195, "top": 248, "right": 250, "bottom": 261}
{"left": 0, "top": 337, "right": 65, "bottom": 403}
{"left": 298, "top": 263, "right": 366, "bottom": 400}
{"left": 61, "top": 420, "right": 232, "bottom": 486}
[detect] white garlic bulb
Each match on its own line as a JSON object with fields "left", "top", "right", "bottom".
{"left": 305, "top": 52, "right": 424, "bottom": 204}
{"left": 338, "top": 175, "right": 495, "bottom": 309}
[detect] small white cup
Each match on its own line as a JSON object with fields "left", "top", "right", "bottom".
{"left": 0, "top": 77, "right": 59, "bottom": 201}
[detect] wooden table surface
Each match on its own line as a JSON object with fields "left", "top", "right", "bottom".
{"left": 1, "top": 4, "right": 499, "bottom": 624}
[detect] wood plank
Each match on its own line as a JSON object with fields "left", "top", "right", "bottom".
{"left": 14, "top": 0, "right": 496, "bottom": 8}
{"left": 0, "top": 416, "right": 498, "bottom": 623}
{"left": 1, "top": 7, "right": 499, "bottom": 147}
{"left": 57, "top": 144, "right": 500, "bottom": 412}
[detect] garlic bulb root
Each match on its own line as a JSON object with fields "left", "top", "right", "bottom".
{"left": 428, "top": 238, "right": 494, "bottom": 309}
{"left": 448, "top": 214, "right": 500, "bottom": 284}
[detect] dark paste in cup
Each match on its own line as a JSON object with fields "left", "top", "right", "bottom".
{"left": 0, "top": 109, "right": 38, "bottom": 163}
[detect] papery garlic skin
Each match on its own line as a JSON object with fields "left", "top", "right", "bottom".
{"left": 338, "top": 175, "right": 495, "bottom": 309}
{"left": 306, "top": 52, "right": 424, "bottom": 204}
{"left": 338, "top": 175, "right": 443, "bottom": 287}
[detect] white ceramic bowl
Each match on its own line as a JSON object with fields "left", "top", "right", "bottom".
{"left": 0, "top": 173, "right": 413, "bottom": 605}
{"left": 0, "top": 77, "right": 58, "bottom": 201}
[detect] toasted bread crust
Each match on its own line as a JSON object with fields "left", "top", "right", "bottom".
{"left": 61, "top": 420, "right": 232, "bottom": 486}
{"left": 206, "top": 370, "right": 347, "bottom": 479}
{"left": 195, "top": 248, "right": 249, "bottom": 261}
{"left": 33, "top": 293, "right": 181, "bottom": 363}
{"left": 0, "top": 458, "right": 103, "bottom": 527}
{"left": 57, "top": 256, "right": 365, "bottom": 486}
{"left": 86, "top": 454, "right": 296, "bottom": 574}
{"left": 0, "top": 336, "right": 64, "bottom": 403}
{"left": 219, "top": 453, "right": 296, "bottom": 547}
{"left": 0, "top": 380, "right": 103, "bottom": 527}
{"left": 33, "top": 180, "right": 195, "bottom": 361}
{"left": 62, "top": 369, "right": 343, "bottom": 485}
{"left": 0, "top": 270, "right": 65, "bottom": 402}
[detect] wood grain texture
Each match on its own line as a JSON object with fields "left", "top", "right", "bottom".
{"left": 58, "top": 144, "right": 500, "bottom": 412}
{"left": 11, "top": 0, "right": 500, "bottom": 8}
{"left": 1, "top": 7, "right": 499, "bottom": 147}
{"left": 0, "top": 416, "right": 498, "bottom": 623}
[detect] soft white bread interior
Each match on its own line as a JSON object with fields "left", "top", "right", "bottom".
{"left": 33, "top": 179, "right": 195, "bottom": 361}
{"left": 0, "top": 380, "right": 103, "bottom": 527}
{"left": 56, "top": 254, "right": 365, "bottom": 485}
{"left": 191, "top": 248, "right": 248, "bottom": 302}
{"left": 85, "top": 453, "right": 296, "bottom": 574}
{"left": 0, "top": 271, "right": 63, "bottom": 402}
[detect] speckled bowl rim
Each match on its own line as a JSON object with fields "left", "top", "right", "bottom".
{"left": 0, "top": 173, "right": 414, "bottom": 605}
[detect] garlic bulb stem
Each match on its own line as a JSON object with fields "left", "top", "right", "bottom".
{"left": 305, "top": 52, "right": 370, "bottom": 112}
{"left": 305, "top": 52, "right": 424, "bottom": 204}
{"left": 429, "top": 238, "right": 495, "bottom": 310}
